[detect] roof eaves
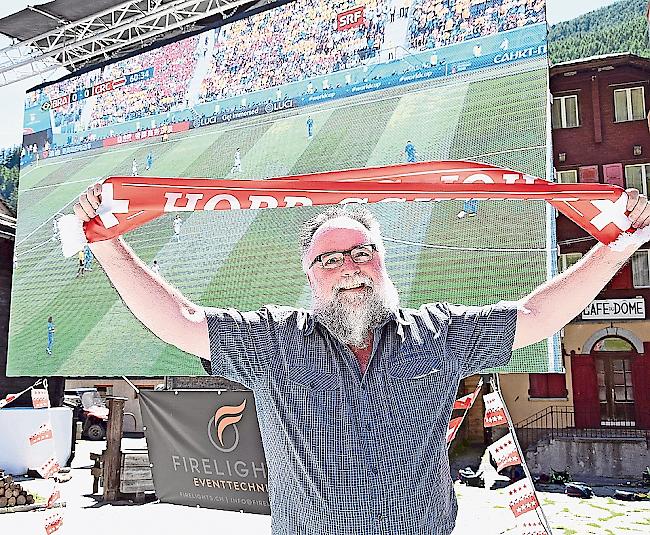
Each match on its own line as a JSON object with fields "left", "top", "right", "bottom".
{"left": 550, "top": 53, "right": 650, "bottom": 76}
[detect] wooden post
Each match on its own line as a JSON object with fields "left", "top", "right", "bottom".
{"left": 103, "top": 397, "right": 127, "bottom": 502}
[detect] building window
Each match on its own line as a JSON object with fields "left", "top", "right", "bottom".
{"left": 624, "top": 163, "right": 650, "bottom": 196}
{"left": 551, "top": 95, "right": 579, "bottom": 129}
{"left": 592, "top": 337, "right": 634, "bottom": 352}
{"left": 529, "top": 374, "right": 568, "bottom": 398}
{"left": 94, "top": 385, "right": 113, "bottom": 399}
{"left": 631, "top": 249, "right": 650, "bottom": 288}
{"left": 558, "top": 252, "right": 583, "bottom": 272}
{"left": 614, "top": 87, "right": 646, "bottom": 122}
{"left": 556, "top": 170, "right": 577, "bottom": 183}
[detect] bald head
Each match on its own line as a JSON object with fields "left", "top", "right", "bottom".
{"left": 299, "top": 206, "right": 384, "bottom": 271}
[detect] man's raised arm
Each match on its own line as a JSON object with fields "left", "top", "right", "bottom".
{"left": 74, "top": 184, "right": 210, "bottom": 360}
{"left": 513, "top": 189, "right": 650, "bottom": 350}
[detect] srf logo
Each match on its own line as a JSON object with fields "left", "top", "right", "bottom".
{"left": 337, "top": 7, "right": 365, "bottom": 31}
{"left": 207, "top": 399, "right": 247, "bottom": 452}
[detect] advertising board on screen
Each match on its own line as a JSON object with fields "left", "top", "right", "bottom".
{"left": 8, "top": 0, "right": 556, "bottom": 376}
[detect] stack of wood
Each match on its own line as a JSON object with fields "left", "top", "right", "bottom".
{"left": 0, "top": 473, "right": 35, "bottom": 508}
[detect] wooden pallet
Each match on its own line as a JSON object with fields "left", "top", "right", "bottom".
{"left": 92, "top": 449, "right": 154, "bottom": 502}
{"left": 120, "top": 449, "right": 154, "bottom": 502}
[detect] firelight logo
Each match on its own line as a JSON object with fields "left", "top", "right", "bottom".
{"left": 207, "top": 399, "right": 247, "bottom": 453}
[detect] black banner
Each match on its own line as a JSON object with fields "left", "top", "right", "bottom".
{"left": 139, "top": 390, "right": 270, "bottom": 514}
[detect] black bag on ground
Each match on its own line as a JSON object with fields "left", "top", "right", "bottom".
{"left": 564, "top": 482, "right": 593, "bottom": 498}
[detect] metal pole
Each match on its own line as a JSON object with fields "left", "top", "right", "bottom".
{"left": 121, "top": 376, "right": 140, "bottom": 395}
{"left": 491, "top": 374, "right": 553, "bottom": 535}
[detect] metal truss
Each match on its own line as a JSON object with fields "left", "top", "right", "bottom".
{"left": 0, "top": 0, "right": 255, "bottom": 88}
{"left": 0, "top": 211, "right": 16, "bottom": 240}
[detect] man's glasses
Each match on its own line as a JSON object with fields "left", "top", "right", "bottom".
{"left": 309, "top": 244, "right": 377, "bottom": 269}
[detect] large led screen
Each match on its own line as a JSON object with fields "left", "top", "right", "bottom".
{"left": 9, "top": 0, "right": 555, "bottom": 376}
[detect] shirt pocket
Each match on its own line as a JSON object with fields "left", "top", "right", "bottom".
{"left": 387, "top": 354, "right": 441, "bottom": 379}
{"left": 287, "top": 367, "right": 342, "bottom": 428}
{"left": 386, "top": 351, "right": 447, "bottom": 422}
{"left": 289, "top": 367, "right": 341, "bottom": 391}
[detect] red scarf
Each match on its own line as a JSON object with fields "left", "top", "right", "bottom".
{"left": 58, "top": 160, "right": 648, "bottom": 256}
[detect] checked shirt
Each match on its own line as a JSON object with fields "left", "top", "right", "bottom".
{"left": 206, "top": 301, "right": 518, "bottom": 535}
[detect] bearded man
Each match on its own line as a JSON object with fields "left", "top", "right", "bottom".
{"left": 75, "top": 185, "right": 650, "bottom": 535}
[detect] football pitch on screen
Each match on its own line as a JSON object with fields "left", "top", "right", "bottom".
{"left": 8, "top": 59, "right": 554, "bottom": 376}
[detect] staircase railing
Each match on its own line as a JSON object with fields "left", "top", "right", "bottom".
{"left": 514, "top": 406, "right": 648, "bottom": 451}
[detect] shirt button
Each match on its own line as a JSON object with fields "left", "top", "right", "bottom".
{"left": 370, "top": 467, "right": 378, "bottom": 476}
{"left": 366, "top": 423, "right": 371, "bottom": 431}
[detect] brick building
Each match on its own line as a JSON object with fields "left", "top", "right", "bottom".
{"left": 470, "top": 54, "right": 650, "bottom": 478}
{"left": 550, "top": 53, "right": 650, "bottom": 432}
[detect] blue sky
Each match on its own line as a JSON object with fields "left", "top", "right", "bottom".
{"left": 0, "top": 0, "right": 630, "bottom": 149}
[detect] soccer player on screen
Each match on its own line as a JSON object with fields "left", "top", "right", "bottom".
{"left": 404, "top": 140, "right": 417, "bottom": 163}
{"left": 83, "top": 245, "right": 93, "bottom": 272}
{"left": 230, "top": 148, "right": 242, "bottom": 173}
{"left": 76, "top": 249, "right": 85, "bottom": 278}
{"left": 74, "top": 184, "right": 650, "bottom": 534}
{"left": 457, "top": 199, "right": 479, "bottom": 219}
{"left": 46, "top": 316, "right": 55, "bottom": 355}
{"left": 173, "top": 214, "right": 182, "bottom": 242}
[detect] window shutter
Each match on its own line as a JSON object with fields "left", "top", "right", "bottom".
{"left": 547, "top": 374, "right": 568, "bottom": 398}
{"left": 529, "top": 374, "right": 567, "bottom": 398}
{"left": 603, "top": 163, "right": 624, "bottom": 187}
{"left": 528, "top": 374, "right": 548, "bottom": 398}
{"left": 609, "top": 262, "right": 632, "bottom": 290}
{"left": 578, "top": 165, "right": 599, "bottom": 183}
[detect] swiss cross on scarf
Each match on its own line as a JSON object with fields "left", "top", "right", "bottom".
{"left": 57, "top": 160, "right": 650, "bottom": 256}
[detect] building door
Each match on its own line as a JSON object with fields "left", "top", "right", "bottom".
{"left": 594, "top": 352, "right": 636, "bottom": 424}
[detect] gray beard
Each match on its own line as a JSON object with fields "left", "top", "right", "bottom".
{"left": 313, "top": 278, "right": 400, "bottom": 348}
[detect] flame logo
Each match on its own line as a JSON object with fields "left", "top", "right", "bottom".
{"left": 207, "top": 399, "right": 246, "bottom": 453}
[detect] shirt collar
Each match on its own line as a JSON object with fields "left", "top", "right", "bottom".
{"left": 301, "top": 307, "right": 413, "bottom": 337}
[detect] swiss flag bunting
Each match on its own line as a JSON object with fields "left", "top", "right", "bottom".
{"left": 45, "top": 513, "right": 64, "bottom": 534}
{"left": 29, "top": 423, "right": 54, "bottom": 446}
{"left": 38, "top": 457, "right": 60, "bottom": 480}
{"left": 506, "top": 479, "right": 540, "bottom": 518}
{"left": 446, "top": 417, "right": 464, "bottom": 445}
{"left": 47, "top": 487, "right": 61, "bottom": 508}
{"left": 453, "top": 380, "right": 483, "bottom": 410}
{"left": 488, "top": 432, "right": 523, "bottom": 471}
{"left": 31, "top": 388, "right": 51, "bottom": 409}
{"left": 483, "top": 391, "right": 508, "bottom": 427}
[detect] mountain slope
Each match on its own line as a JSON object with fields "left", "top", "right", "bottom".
{"left": 548, "top": 0, "right": 650, "bottom": 64}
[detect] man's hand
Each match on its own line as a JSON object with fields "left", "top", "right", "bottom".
{"left": 626, "top": 188, "right": 650, "bottom": 229}
{"left": 73, "top": 183, "right": 102, "bottom": 222}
